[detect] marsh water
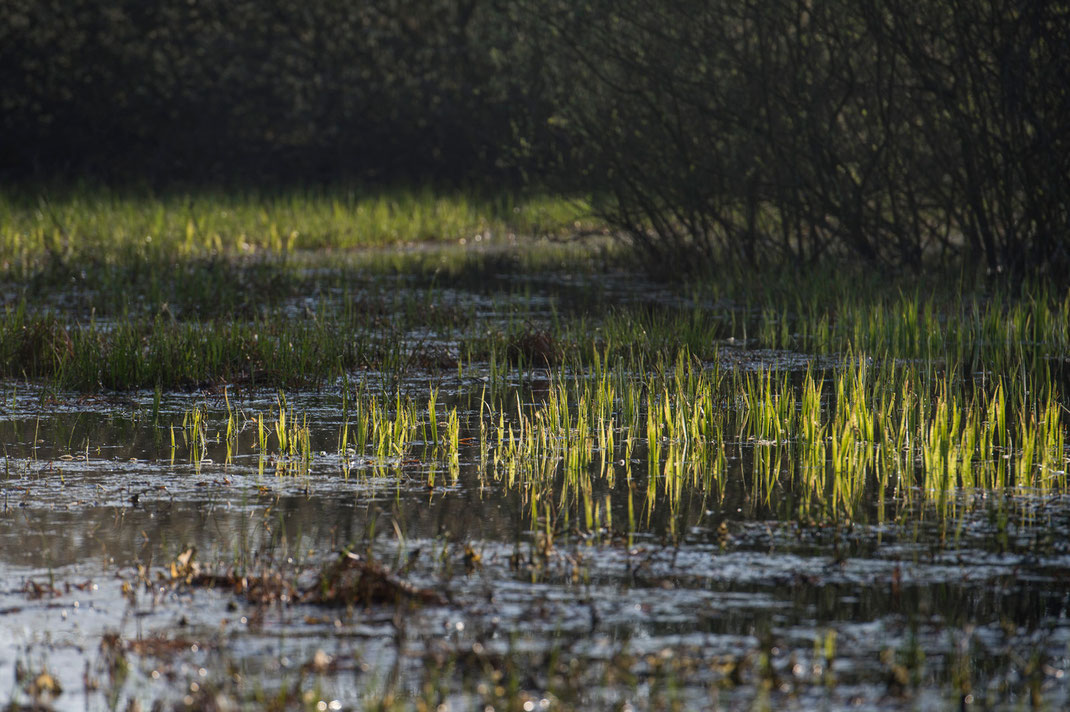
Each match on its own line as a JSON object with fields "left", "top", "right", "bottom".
{"left": 2, "top": 268, "right": 1069, "bottom": 711}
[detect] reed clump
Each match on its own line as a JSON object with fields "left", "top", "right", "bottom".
{"left": 162, "top": 340, "right": 1065, "bottom": 528}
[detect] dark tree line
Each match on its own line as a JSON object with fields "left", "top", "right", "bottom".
{"left": 3, "top": 0, "right": 1068, "bottom": 273}
{"left": 0, "top": 0, "right": 543, "bottom": 184}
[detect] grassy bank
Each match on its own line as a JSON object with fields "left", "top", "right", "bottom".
{"left": 0, "top": 185, "right": 595, "bottom": 271}
{"left": 3, "top": 248, "right": 1068, "bottom": 393}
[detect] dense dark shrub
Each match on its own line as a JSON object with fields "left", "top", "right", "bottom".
{"left": 522, "top": 0, "right": 1070, "bottom": 275}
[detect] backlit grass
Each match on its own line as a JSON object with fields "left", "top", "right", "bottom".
{"left": 151, "top": 348, "right": 1066, "bottom": 528}
{"left": 2, "top": 189, "right": 1068, "bottom": 519}
{"left": 0, "top": 185, "right": 596, "bottom": 271}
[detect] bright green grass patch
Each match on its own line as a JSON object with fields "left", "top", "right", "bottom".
{"left": 0, "top": 184, "right": 596, "bottom": 269}
{"left": 164, "top": 352, "right": 1067, "bottom": 524}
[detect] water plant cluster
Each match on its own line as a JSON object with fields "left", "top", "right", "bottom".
{"left": 158, "top": 346, "right": 1065, "bottom": 537}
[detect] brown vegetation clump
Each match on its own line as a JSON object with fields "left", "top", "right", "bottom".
{"left": 11, "top": 318, "right": 74, "bottom": 375}
{"left": 169, "top": 549, "right": 445, "bottom": 609}
{"left": 303, "top": 552, "right": 446, "bottom": 608}
{"left": 506, "top": 329, "right": 562, "bottom": 367}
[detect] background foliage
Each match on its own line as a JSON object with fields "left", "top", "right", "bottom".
{"left": 3, "top": 0, "right": 1068, "bottom": 274}
{"left": 0, "top": 0, "right": 547, "bottom": 184}
{"left": 524, "top": 0, "right": 1070, "bottom": 274}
